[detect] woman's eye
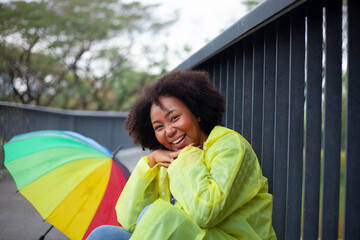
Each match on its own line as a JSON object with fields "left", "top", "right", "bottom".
{"left": 171, "top": 115, "right": 179, "bottom": 122}
{"left": 154, "top": 125, "right": 163, "bottom": 131}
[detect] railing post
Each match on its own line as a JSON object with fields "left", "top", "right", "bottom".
{"left": 261, "top": 22, "right": 276, "bottom": 194}
{"left": 303, "top": 0, "right": 323, "bottom": 238}
{"left": 251, "top": 30, "right": 264, "bottom": 163}
{"left": 273, "top": 13, "right": 290, "bottom": 240}
{"left": 285, "top": 6, "right": 305, "bottom": 240}
{"left": 242, "top": 38, "right": 253, "bottom": 142}
{"left": 225, "top": 47, "right": 236, "bottom": 130}
{"left": 321, "top": 0, "right": 343, "bottom": 239}
{"left": 234, "top": 44, "right": 244, "bottom": 134}
{"left": 344, "top": 0, "right": 360, "bottom": 239}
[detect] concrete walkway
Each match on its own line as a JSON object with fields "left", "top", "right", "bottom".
{"left": 0, "top": 147, "right": 149, "bottom": 240}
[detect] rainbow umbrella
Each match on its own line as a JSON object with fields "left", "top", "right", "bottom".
{"left": 4, "top": 130, "right": 130, "bottom": 240}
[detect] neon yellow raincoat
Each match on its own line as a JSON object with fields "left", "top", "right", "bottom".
{"left": 116, "top": 126, "right": 276, "bottom": 239}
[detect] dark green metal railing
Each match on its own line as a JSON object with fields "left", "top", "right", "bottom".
{"left": 0, "top": 101, "right": 134, "bottom": 169}
{"left": 175, "top": 0, "right": 359, "bottom": 239}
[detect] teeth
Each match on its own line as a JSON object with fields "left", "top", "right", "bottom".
{"left": 172, "top": 135, "right": 185, "bottom": 144}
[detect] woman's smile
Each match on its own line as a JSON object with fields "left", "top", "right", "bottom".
{"left": 171, "top": 135, "right": 186, "bottom": 145}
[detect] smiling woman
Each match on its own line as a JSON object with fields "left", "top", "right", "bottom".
{"left": 125, "top": 70, "right": 224, "bottom": 150}
{"left": 148, "top": 96, "right": 208, "bottom": 167}
{"left": 86, "top": 70, "right": 277, "bottom": 240}
{"left": 150, "top": 96, "right": 206, "bottom": 152}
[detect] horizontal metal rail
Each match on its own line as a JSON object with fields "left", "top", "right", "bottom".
{"left": 0, "top": 101, "right": 134, "bottom": 169}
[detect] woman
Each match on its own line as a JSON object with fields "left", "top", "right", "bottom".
{"left": 87, "top": 70, "right": 276, "bottom": 239}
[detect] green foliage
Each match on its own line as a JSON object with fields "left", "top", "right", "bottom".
{"left": 0, "top": 0, "right": 176, "bottom": 111}
{"left": 240, "top": 0, "right": 263, "bottom": 12}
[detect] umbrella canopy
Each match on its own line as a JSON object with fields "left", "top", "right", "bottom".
{"left": 4, "top": 130, "right": 130, "bottom": 240}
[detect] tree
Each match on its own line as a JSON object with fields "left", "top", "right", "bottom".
{"left": 240, "top": 0, "right": 264, "bottom": 12}
{"left": 0, "top": 0, "right": 176, "bottom": 110}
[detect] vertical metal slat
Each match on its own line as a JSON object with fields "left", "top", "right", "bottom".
{"left": 302, "top": 0, "right": 323, "bottom": 238}
{"left": 344, "top": 0, "right": 360, "bottom": 239}
{"left": 220, "top": 52, "right": 227, "bottom": 94}
{"left": 226, "top": 47, "right": 235, "bottom": 129}
{"left": 252, "top": 30, "right": 264, "bottom": 162}
{"left": 208, "top": 58, "right": 215, "bottom": 85}
{"left": 321, "top": 0, "right": 342, "bottom": 239}
{"left": 214, "top": 57, "right": 221, "bottom": 89}
{"left": 234, "top": 43, "right": 244, "bottom": 134}
{"left": 220, "top": 52, "right": 227, "bottom": 126}
{"left": 242, "top": 38, "right": 253, "bottom": 143}
{"left": 272, "top": 15, "right": 290, "bottom": 240}
{"left": 261, "top": 23, "right": 276, "bottom": 194}
{"left": 285, "top": 7, "right": 305, "bottom": 240}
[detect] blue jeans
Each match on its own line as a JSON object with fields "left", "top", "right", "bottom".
{"left": 86, "top": 225, "right": 132, "bottom": 240}
{"left": 86, "top": 204, "right": 151, "bottom": 240}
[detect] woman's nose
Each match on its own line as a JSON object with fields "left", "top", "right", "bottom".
{"left": 165, "top": 125, "right": 175, "bottom": 137}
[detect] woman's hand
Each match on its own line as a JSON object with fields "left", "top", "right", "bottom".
{"left": 148, "top": 149, "right": 180, "bottom": 168}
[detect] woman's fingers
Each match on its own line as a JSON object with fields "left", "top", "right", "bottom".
{"left": 149, "top": 150, "right": 175, "bottom": 166}
{"left": 160, "top": 162, "right": 171, "bottom": 168}
{"left": 149, "top": 148, "right": 190, "bottom": 168}
{"left": 169, "top": 151, "right": 179, "bottom": 160}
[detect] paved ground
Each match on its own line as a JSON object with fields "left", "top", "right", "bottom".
{"left": 0, "top": 147, "right": 149, "bottom": 240}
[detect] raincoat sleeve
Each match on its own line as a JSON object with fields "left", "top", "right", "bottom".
{"left": 115, "top": 156, "right": 161, "bottom": 232}
{"left": 167, "top": 131, "right": 265, "bottom": 228}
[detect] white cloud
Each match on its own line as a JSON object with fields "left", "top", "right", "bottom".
{"left": 136, "top": 0, "right": 247, "bottom": 70}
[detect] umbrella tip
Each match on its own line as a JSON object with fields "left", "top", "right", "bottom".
{"left": 38, "top": 225, "right": 54, "bottom": 240}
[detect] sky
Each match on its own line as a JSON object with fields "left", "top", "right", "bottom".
{"left": 136, "top": 0, "right": 249, "bottom": 70}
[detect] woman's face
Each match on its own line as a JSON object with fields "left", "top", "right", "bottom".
{"left": 150, "top": 96, "right": 207, "bottom": 151}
